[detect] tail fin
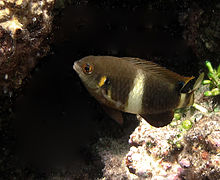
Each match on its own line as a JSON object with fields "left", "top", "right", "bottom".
{"left": 182, "top": 76, "right": 195, "bottom": 85}
{"left": 177, "top": 73, "right": 204, "bottom": 109}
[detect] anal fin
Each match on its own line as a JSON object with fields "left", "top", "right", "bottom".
{"left": 102, "top": 106, "right": 124, "bottom": 125}
{"left": 140, "top": 111, "right": 174, "bottom": 127}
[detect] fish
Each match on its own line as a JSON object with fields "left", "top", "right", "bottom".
{"left": 73, "top": 56, "right": 204, "bottom": 127}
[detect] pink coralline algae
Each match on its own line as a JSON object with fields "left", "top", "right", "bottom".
{"left": 125, "top": 110, "right": 220, "bottom": 180}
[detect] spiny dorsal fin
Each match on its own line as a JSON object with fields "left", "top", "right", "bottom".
{"left": 121, "top": 57, "right": 194, "bottom": 83}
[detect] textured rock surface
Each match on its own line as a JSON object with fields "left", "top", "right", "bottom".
{"left": 179, "top": 115, "right": 220, "bottom": 180}
{"left": 126, "top": 117, "right": 183, "bottom": 179}
{"left": 125, "top": 115, "right": 220, "bottom": 180}
{"left": 0, "top": 0, "right": 54, "bottom": 95}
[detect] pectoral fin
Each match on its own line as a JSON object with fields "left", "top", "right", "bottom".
{"left": 140, "top": 111, "right": 174, "bottom": 127}
{"left": 193, "top": 72, "right": 204, "bottom": 91}
{"left": 102, "top": 106, "right": 124, "bottom": 125}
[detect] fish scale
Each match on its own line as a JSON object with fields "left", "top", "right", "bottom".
{"left": 111, "top": 76, "right": 132, "bottom": 108}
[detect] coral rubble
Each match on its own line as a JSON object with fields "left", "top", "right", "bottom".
{"left": 179, "top": 115, "right": 220, "bottom": 180}
{"left": 125, "top": 114, "right": 220, "bottom": 180}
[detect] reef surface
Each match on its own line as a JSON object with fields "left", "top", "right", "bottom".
{"left": 0, "top": 0, "right": 54, "bottom": 95}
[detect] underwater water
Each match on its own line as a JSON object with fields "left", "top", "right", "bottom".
{"left": 1, "top": 2, "right": 207, "bottom": 179}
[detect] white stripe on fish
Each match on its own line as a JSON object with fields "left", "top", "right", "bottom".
{"left": 125, "top": 69, "right": 145, "bottom": 113}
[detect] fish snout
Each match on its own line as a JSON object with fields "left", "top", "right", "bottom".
{"left": 73, "top": 61, "right": 81, "bottom": 73}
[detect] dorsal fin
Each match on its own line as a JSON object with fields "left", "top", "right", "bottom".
{"left": 121, "top": 57, "right": 194, "bottom": 83}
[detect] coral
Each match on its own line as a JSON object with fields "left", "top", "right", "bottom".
{"left": 179, "top": 115, "right": 220, "bottom": 180}
{"left": 125, "top": 115, "right": 220, "bottom": 179}
{"left": 0, "top": 0, "right": 54, "bottom": 95}
{"left": 126, "top": 116, "right": 185, "bottom": 179}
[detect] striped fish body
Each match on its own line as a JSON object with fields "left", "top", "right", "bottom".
{"left": 73, "top": 56, "right": 195, "bottom": 127}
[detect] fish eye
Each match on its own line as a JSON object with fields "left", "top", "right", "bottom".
{"left": 82, "top": 63, "right": 93, "bottom": 74}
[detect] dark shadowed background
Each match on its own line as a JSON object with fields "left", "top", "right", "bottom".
{"left": 1, "top": 1, "right": 209, "bottom": 179}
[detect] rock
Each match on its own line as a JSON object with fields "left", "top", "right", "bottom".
{"left": 125, "top": 117, "right": 184, "bottom": 179}
{"left": 0, "top": 0, "right": 54, "bottom": 95}
{"left": 179, "top": 115, "right": 220, "bottom": 180}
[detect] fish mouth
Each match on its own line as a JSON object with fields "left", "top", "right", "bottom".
{"left": 73, "top": 61, "right": 81, "bottom": 73}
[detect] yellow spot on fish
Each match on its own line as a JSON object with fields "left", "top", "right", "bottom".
{"left": 98, "top": 76, "right": 107, "bottom": 87}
